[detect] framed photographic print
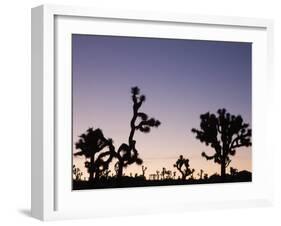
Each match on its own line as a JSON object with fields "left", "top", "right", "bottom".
{"left": 31, "top": 4, "right": 274, "bottom": 221}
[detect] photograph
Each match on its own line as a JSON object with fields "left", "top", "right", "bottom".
{"left": 72, "top": 34, "right": 252, "bottom": 190}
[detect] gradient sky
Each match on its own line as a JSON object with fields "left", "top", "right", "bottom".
{"left": 72, "top": 34, "right": 252, "bottom": 180}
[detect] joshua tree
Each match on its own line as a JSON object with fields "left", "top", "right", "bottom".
{"left": 156, "top": 170, "right": 160, "bottom": 180}
{"left": 230, "top": 167, "right": 238, "bottom": 176}
{"left": 166, "top": 170, "right": 172, "bottom": 179}
{"left": 173, "top": 171, "right": 177, "bottom": 179}
{"left": 204, "top": 173, "right": 208, "bottom": 180}
{"left": 192, "top": 109, "right": 251, "bottom": 180}
{"left": 114, "top": 87, "right": 161, "bottom": 179}
{"left": 73, "top": 165, "right": 83, "bottom": 181}
{"left": 141, "top": 165, "right": 148, "bottom": 178}
{"left": 74, "top": 128, "right": 115, "bottom": 182}
{"left": 174, "top": 155, "right": 195, "bottom": 180}
{"left": 161, "top": 167, "right": 166, "bottom": 180}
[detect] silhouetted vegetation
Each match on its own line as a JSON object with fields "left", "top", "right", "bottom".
{"left": 141, "top": 165, "right": 147, "bottom": 178}
{"left": 72, "top": 169, "right": 252, "bottom": 189}
{"left": 73, "top": 94, "right": 252, "bottom": 189}
{"left": 191, "top": 108, "right": 251, "bottom": 181}
{"left": 113, "top": 87, "right": 161, "bottom": 179}
{"left": 230, "top": 167, "right": 238, "bottom": 176}
{"left": 74, "top": 129, "right": 115, "bottom": 182}
{"left": 173, "top": 155, "right": 195, "bottom": 180}
{"left": 73, "top": 165, "right": 83, "bottom": 181}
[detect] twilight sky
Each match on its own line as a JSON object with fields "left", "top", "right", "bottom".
{"left": 72, "top": 34, "right": 252, "bottom": 180}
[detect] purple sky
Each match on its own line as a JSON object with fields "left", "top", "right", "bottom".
{"left": 72, "top": 34, "right": 252, "bottom": 179}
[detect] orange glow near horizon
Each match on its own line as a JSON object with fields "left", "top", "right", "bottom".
{"left": 73, "top": 125, "right": 252, "bottom": 180}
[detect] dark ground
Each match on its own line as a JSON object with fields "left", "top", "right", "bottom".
{"left": 72, "top": 170, "right": 252, "bottom": 190}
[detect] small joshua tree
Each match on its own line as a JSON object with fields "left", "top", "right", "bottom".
{"left": 141, "top": 165, "right": 147, "bottom": 177}
{"left": 192, "top": 109, "right": 251, "bottom": 180}
{"left": 114, "top": 87, "right": 161, "bottom": 179}
{"left": 74, "top": 128, "right": 115, "bottom": 182}
{"left": 161, "top": 167, "right": 167, "bottom": 180}
{"left": 73, "top": 165, "right": 83, "bottom": 181}
{"left": 166, "top": 170, "right": 172, "bottom": 179}
{"left": 173, "top": 155, "right": 195, "bottom": 180}
{"left": 156, "top": 170, "right": 160, "bottom": 180}
{"left": 204, "top": 173, "right": 208, "bottom": 180}
{"left": 230, "top": 167, "right": 238, "bottom": 176}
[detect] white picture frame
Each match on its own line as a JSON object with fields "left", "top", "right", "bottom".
{"left": 31, "top": 4, "right": 274, "bottom": 221}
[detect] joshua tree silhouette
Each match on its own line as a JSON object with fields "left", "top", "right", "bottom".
{"left": 192, "top": 108, "right": 251, "bottom": 180}
{"left": 230, "top": 167, "right": 238, "bottom": 176}
{"left": 73, "top": 165, "right": 83, "bottom": 181}
{"left": 74, "top": 128, "right": 115, "bottom": 182}
{"left": 204, "top": 173, "right": 208, "bottom": 180}
{"left": 114, "top": 87, "right": 161, "bottom": 179}
{"left": 173, "top": 155, "right": 195, "bottom": 180}
{"left": 166, "top": 170, "right": 172, "bottom": 179}
{"left": 173, "top": 171, "right": 177, "bottom": 179}
{"left": 141, "top": 165, "right": 148, "bottom": 177}
{"left": 156, "top": 170, "right": 160, "bottom": 180}
{"left": 161, "top": 167, "right": 166, "bottom": 180}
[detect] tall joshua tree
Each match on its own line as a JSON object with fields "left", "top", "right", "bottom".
{"left": 173, "top": 155, "right": 195, "bottom": 180}
{"left": 191, "top": 108, "right": 251, "bottom": 180}
{"left": 74, "top": 128, "right": 115, "bottom": 182}
{"left": 115, "top": 87, "right": 161, "bottom": 179}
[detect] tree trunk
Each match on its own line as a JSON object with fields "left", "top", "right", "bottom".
{"left": 117, "top": 163, "right": 123, "bottom": 179}
{"left": 181, "top": 171, "right": 186, "bottom": 180}
{"left": 94, "top": 170, "right": 100, "bottom": 182}
{"left": 221, "top": 160, "right": 226, "bottom": 181}
{"left": 89, "top": 170, "right": 94, "bottom": 182}
{"left": 89, "top": 155, "right": 95, "bottom": 182}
